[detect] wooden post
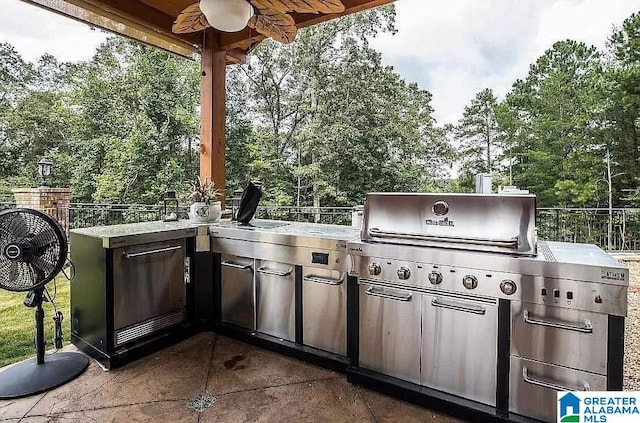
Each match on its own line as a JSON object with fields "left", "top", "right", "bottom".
{"left": 200, "top": 29, "right": 227, "bottom": 205}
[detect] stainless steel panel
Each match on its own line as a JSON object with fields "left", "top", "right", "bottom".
{"left": 509, "top": 356, "right": 607, "bottom": 422}
{"left": 359, "top": 281, "right": 421, "bottom": 384}
{"left": 256, "top": 260, "right": 295, "bottom": 341}
{"left": 212, "top": 237, "right": 352, "bottom": 273}
{"left": 348, "top": 240, "right": 628, "bottom": 287}
{"left": 302, "top": 268, "right": 346, "bottom": 355}
{"left": 350, "top": 254, "right": 628, "bottom": 316}
{"left": 361, "top": 193, "right": 537, "bottom": 255}
{"left": 512, "top": 303, "right": 608, "bottom": 374}
{"left": 112, "top": 240, "right": 186, "bottom": 332}
{"left": 221, "top": 254, "right": 255, "bottom": 330}
{"left": 71, "top": 221, "right": 200, "bottom": 248}
{"left": 421, "top": 294, "right": 498, "bottom": 406}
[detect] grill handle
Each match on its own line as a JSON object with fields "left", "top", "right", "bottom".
{"left": 523, "top": 310, "right": 593, "bottom": 334}
{"left": 522, "top": 367, "right": 591, "bottom": 392}
{"left": 368, "top": 228, "right": 519, "bottom": 249}
{"left": 431, "top": 299, "right": 486, "bottom": 315}
{"left": 365, "top": 287, "right": 412, "bottom": 302}
{"left": 303, "top": 275, "right": 343, "bottom": 286}
{"left": 123, "top": 245, "right": 181, "bottom": 259}
{"left": 221, "top": 261, "right": 252, "bottom": 270}
{"left": 257, "top": 266, "right": 292, "bottom": 277}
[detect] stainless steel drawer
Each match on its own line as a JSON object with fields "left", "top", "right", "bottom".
{"left": 303, "top": 268, "right": 346, "bottom": 355}
{"left": 359, "top": 282, "right": 421, "bottom": 385}
{"left": 256, "top": 260, "right": 295, "bottom": 341}
{"left": 221, "top": 255, "right": 255, "bottom": 330}
{"left": 511, "top": 303, "right": 608, "bottom": 374}
{"left": 509, "top": 356, "right": 606, "bottom": 422}
{"left": 422, "top": 294, "right": 498, "bottom": 406}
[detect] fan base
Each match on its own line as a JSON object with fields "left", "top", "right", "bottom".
{"left": 0, "top": 352, "right": 89, "bottom": 399}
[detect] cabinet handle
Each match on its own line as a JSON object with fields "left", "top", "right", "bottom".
{"left": 522, "top": 367, "right": 591, "bottom": 392}
{"left": 431, "top": 299, "right": 486, "bottom": 315}
{"left": 122, "top": 245, "right": 181, "bottom": 259}
{"left": 221, "top": 261, "right": 252, "bottom": 270}
{"left": 257, "top": 266, "right": 292, "bottom": 277}
{"left": 523, "top": 310, "right": 593, "bottom": 334}
{"left": 303, "top": 275, "right": 343, "bottom": 286}
{"left": 365, "top": 287, "right": 412, "bottom": 302}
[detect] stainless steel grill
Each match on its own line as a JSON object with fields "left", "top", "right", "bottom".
{"left": 348, "top": 192, "right": 628, "bottom": 422}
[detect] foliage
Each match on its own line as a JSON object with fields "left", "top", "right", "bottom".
{"left": 189, "top": 176, "right": 221, "bottom": 204}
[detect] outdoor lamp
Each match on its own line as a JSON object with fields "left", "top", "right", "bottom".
{"left": 200, "top": 0, "right": 254, "bottom": 33}
{"left": 163, "top": 190, "right": 179, "bottom": 222}
{"left": 231, "top": 187, "right": 244, "bottom": 221}
{"left": 37, "top": 159, "right": 53, "bottom": 187}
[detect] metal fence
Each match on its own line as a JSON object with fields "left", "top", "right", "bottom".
{"left": 1, "top": 201, "right": 639, "bottom": 251}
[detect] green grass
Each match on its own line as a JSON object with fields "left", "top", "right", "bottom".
{"left": 0, "top": 277, "right": 71, "bottom": 367}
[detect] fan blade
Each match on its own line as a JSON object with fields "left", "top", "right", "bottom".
{"left": 172, "top": 2, "right": 211, "bottom": 34}
{"left": 250, "top": 0, "right": 345, "bottom": 14}
{"left": 249, "top": 10, "right": 297, "bottom": 44}
{"left": 8, "top": 262, "right": 18, "bottom": 282}
{"left": 28, "top": 262, "right": 46, "bottom": 283}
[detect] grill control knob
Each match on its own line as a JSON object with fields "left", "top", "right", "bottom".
{"left": 397, "top": 267, "right": 411, "bottom": 280}
{"left": 500, "top": 280, "right": 517, "bottom": 295}
{"left": 462, "top": 275, "right": 478, "bottom": 290}
{"left": 428, "top": 271, "right": 443, "bottom": 285}
{"left": 368, "top": 263, "right": 382, "bottom": 276}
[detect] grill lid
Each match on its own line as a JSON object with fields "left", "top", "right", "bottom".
{"left": 361, "top": 193, "right": 537, "bottom": 256}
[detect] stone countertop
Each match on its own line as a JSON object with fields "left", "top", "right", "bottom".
{"left": 70, "top": 219, "right": 361, "bottom": 248}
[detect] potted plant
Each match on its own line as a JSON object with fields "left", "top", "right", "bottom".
{"left": 188, "top": 177, "right": 222, "bottom": 222}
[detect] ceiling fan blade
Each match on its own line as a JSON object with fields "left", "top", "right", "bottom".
{"left": 173, "top": 2, "right": 211, "bottom": 34}
{"left": 249, "top": 9, "right": 297, "bottom": 44}
{"left": 250, "top": 0, "right": 345, "bottom": 14}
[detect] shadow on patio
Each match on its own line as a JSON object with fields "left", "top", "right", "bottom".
{"left": 0, "top": 333, "right": 462, "bottom": 422}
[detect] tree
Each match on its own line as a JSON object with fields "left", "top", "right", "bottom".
{"left": 455, "top": 88, "right": 500, "bottom": 191}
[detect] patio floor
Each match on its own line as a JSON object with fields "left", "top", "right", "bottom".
{"left": 0, "top": 333, "right": 463, "bottom": 422}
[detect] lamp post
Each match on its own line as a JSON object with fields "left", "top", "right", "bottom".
{"left": 37, "top": 160, "right": 53, "bottom": 187}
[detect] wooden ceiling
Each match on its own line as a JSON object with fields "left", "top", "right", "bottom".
{"left": 23, "top": 0, "right": 394, "bottom": 63}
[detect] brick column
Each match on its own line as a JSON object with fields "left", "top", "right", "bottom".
{"left": 12, "top": 188, "right": 73, "bottom": 234}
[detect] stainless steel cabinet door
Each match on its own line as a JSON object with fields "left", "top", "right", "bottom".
{"left": 359, "top": 282, "right": 421, "bottom": 385}
{"left": 113, "top": 240, "right": 186, "bottom": 332}
{"left": 302, "top": 268, "right": 346, "bottom": 355}
{"left": 511, "top": 302, "right": 608, "bottom": 374}
{"left": 256, "top": 260, "right": 295, "bottom": 341}
{"left": 421, "top": 294, "right": 498, "bottom": 406}
{"left": 510, "top": 356, "right": 606, "bottom": 422}
{"left": 221, "top": 255, "right": 255, "bottom": 330}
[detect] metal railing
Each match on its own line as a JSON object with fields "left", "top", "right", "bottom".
{"left": 2, "top": 202, "right": 639, "bottom": 251}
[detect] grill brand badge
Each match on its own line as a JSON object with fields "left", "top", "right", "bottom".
{"left": 557, "top": 392, "right": 640, "bottom": 422}
{"left": 427, "top": 200, "right": 454, "bottom": 226}
{"left": 601, "top": 269, "right": 626, "bottom": 282}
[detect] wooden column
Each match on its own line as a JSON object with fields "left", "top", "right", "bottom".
{"left": 200, "top": 29, "right": 227, "bottom": 205}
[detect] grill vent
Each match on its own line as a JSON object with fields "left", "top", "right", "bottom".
{"left": 115, "top": 310, "right": 184, "bottom": 346}
{"left": 539, "top": 241, "right": 557, "bottom": 262}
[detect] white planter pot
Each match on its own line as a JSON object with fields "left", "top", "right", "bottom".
{"left": 189, "top": 201, "right": 222, "bottom": 222}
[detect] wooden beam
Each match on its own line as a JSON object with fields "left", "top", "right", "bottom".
{"left": 219, "top": 0, "right": 395, "bottom": 50}
{"left": 22, "top": 0, "right": 198, "bottom": 58}
{"left": 64, "top": 0, "right": 202, "bottom": 46}
{"left": 200, "top": 29, "right": 227, "bottom": 204}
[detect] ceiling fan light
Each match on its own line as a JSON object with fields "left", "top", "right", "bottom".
{"left": 200, "top": 0, "right": 254, "bottom": 33}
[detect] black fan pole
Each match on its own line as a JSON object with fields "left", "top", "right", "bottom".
{"left": 34, "top": 289, "right": 45, "bottom": 365}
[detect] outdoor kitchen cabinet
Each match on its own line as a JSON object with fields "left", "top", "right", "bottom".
{"left": 69, "top": 223, "right": 198, "bottom": 369}
{"left": 256, "top": 260, "right": 296, "bottom": 341}
{"left": 220, "top": 254, "right": 255, "bottom": 330}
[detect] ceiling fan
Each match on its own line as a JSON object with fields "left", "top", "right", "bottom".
{"left": 172, "top": 0, "right": 346, "bottom": 44}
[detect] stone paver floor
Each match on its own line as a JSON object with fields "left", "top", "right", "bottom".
{"left": 0, "top": 333, "right": 463, "bottom": 422}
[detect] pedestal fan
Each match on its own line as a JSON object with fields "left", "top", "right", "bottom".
{"left": 0, "top": 208, "right": 88, "bottom": 399}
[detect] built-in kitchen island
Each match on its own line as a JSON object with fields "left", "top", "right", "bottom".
{"left": 70, "top": 194, "right": 629, "bottom": 423}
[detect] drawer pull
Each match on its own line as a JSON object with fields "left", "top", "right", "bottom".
{"left": 221, "top": 261, "right": 252, "bottom": 270}
{"left": 523, "top": 310, "right": 593, "bottom": 334}
{"left": 123, "top": 245, "right": 181, "bottom": 259}
{"left": 431, "top": 299, "right": 486, "bottom": 315}
{"left": 257, "top": 266, "right": 292, "bottom": 277}
{"left": 303, "top": 275, "right": 343, "bottom": 286}
{"left": 365, "top": 287, "right": 412, "bottom": 302}
{"left": 522, "top": 367, "right": 591, "bottom": 392}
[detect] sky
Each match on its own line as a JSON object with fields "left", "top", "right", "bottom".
{"left": 1, "top": 0, "right": 640, "bottom": 124}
